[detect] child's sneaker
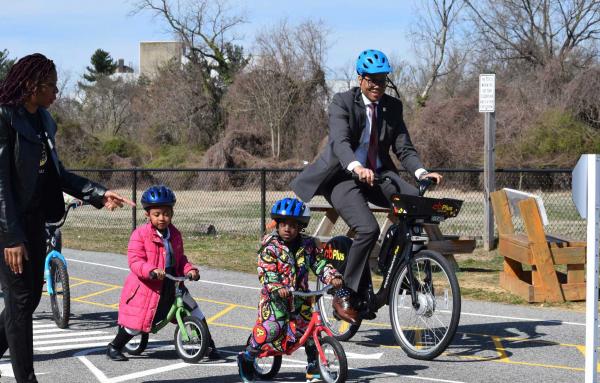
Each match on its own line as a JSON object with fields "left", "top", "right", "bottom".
{"left": 305, "top": 361, "right": 322, "bottom": 382}
{"left": 237, "top": 352, "right": 255, "bottom": 383}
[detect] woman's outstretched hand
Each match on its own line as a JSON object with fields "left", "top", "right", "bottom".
{"left": 103, "top": 190, "right": 136, "bottom": 211}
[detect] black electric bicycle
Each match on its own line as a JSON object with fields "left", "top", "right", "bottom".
{"left": 316, "top": 176, "right": 462, "bottom": 360}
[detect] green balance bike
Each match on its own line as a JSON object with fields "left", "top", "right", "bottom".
{"left": 123, "top": 273, "right": 209, "bottom": 363}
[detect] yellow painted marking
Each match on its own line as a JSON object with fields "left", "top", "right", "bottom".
{"left": 575, "top": 346, "right": 600, "bottom": 372}
{"left": 209, "top": 322, "right": 253, "bottom": 331}
{"left": 338, "top": 321, "right": 350, "bottom": 334}
{"left": 68, "top": 280, "right": 90, "bottom": 288}
{"left": 72, "top": 298, "right": 122, "bottom": 310}
{"left": 70, "top": 277, "right": 120, "bottom": 288}
{"left": 414, "top": 328, "right": 422, "bottom": 349}
{"left": 492, "top": 336, "right": 510, "bottom": 362}
{"left": 71, "top": 286, "right": 120, "bottom": 301}
{"left": 195, "top": 297, "right": 255, "bottom": 310}
{"left": 205, "top": 304, "right": 237, "bottom": 324}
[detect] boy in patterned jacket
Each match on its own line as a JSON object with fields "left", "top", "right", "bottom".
{"left": 237, "top": 198, "right": 344, "bottom": 383}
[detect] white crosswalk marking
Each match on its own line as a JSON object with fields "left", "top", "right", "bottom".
{"left": 32, "top": 319, "right": 114, "bottom": 352}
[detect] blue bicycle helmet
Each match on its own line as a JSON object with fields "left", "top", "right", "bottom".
{"left": 141, "top": 185, "right": 176, "bottom": 210}
{"left": 356, "top": 49, "right": 392, "bottom": 75}
{"left": 270, "top": 197, "right": 311, "bottom": 227}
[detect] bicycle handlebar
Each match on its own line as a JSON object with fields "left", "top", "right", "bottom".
{"left": 47, "top": 200, "right": 85, "bottom": 229}
{"left": 149, "top": 271, "right": 194, "bottom": 281}
{"left": 291, "top": 284, "right": 333, "bottom": 297}
{"left": 350, "top": 172, "right": 437, "bottom": 197}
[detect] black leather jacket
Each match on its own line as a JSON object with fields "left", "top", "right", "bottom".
{"left": 0, "top": 105, "right": 107, "bottom": 247}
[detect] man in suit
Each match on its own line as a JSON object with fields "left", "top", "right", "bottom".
{"left": 290, "top": 49, "right": 442, "bottom": 324}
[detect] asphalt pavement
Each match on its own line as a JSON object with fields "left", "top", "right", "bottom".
{"left": 0, "top": 248, "right": 591, "bottom": 383}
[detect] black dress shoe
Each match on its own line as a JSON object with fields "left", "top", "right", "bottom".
{"left": 332, "top": 295, "right": 359, "bottom": 325}
{"left": 106, "top": 344, "right": 129, "bottom": 361}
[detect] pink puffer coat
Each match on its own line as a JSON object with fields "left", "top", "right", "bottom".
{"left": 117, "top": 222, "right": 197, "bottom": 332}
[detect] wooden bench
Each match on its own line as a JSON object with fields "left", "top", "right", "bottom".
{"left": 309, "top": 203, "right": 476, "bottom": 271}
{"left": 490, "top": 188, "right": 586, "bottom": 303}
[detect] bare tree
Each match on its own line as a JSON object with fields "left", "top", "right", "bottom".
{"left": 226, "top": 20, "right": 329, "bottom": 160}
{"left": 132, "top": 0, "right": 247, "bottom": 84}
{"left": 463, "top": 0, "right": 600, "bottom": 67}
{"left": 79, "top": 77, "right": 138, "bottom": 136}
{"left": 132, "top": 0, "right": 249, "bottom": 145}
{"left": 410, "top": 0, "right": 466, "bottom": 105}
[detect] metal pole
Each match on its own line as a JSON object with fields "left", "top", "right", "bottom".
{"left": 260, "top": 168, "right": 266, "bottom": 236}
{"left": 585, "top": 155, "right": 599, "bottom": 383}
{"left": 132, "top": 168, "right": 138, "bottom": 232}
{"left": 483, "top": 112, "right": 496, "bottom": 250}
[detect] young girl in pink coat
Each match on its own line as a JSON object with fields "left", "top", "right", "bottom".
{"left": 106, "top": 185, "right": 220, "bottom": 361}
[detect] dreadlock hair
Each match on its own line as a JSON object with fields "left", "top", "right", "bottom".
{"left": 0, "top": 53, "right": 56, "bottom": 106}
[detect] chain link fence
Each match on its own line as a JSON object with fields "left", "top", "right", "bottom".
{"left": 62, "top": 168, "right": 584, "bottom": 248}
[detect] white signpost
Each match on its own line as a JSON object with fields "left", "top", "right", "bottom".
{"left": 480, "top": 74, "right": 496, "bottom": 250}
{"left": 572, "top": 154, "right": 600, "bottom": 383}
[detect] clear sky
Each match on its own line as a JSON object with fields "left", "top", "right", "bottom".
{"left": 0, "top": 0, "right": 417, "bottom": 79}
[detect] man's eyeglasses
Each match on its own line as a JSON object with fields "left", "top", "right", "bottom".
{"left": 361, "top": 76, "right": 387, "bottom": 88}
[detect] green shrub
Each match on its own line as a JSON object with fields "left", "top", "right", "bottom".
{"left": 518, "top": 109, "right": 600, "bottom": 166}
{"left": 102, "top": 137, "right": 141, "bottom": 158}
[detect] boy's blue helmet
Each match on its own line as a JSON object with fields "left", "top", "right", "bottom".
{"left": 270, "top": 197, "right": 311, "bottom": 227}
{"left": 356, "top": 49, "right": 392, "bottom": 75}
{"left": 141, "top": 185, "right": 176, "bottom": 210}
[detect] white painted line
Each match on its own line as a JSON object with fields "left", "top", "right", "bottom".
{"left": 67, "top": 256, "right": 260, "bottom": 291}
{"left": 66, "top": 258, "right": 129, "bottom": 271}
{"left": 33, "top": 323, "right": 61, "bottom": 329}
{"left": 34, "top": 330, "right": 107, "bottom": 339}
{"left": 33, "top": 328, "right": 70, "bottom": 334}
{"left": 459, "top": 311, "right": 585, "bottom": 326}
{"left": 34, "top": 335, "right": 115, "bottom": 346}
{"left": 36, "top": 341, "right": 115, "bottom": 351}
{"left": 66, "top": 256, "right": 584, "bottom": 326}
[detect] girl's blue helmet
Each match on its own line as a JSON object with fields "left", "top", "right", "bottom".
{"left": 141, "top": 185, "right": 176, "bottom": 210}
{"left": 356, "top": 49, "right": 392, "bottom": 75}
{"left": 270, "top": 197, "right": 311, "bottom": 227}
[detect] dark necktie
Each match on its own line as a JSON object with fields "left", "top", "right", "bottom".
{"left": 367, "top": 103, "right": 378, "bottom": 171}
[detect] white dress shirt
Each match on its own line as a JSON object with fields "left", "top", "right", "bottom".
{"left": 347, "top": 94, "right": 428, "bottom": 179}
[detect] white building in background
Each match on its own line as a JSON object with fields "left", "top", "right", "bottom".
{"left": 139, "top": 41, "right": 184, "bottom": 78}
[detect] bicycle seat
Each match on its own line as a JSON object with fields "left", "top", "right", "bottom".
{"left": 390, "top": 194, "right": 462, "bottom": 223}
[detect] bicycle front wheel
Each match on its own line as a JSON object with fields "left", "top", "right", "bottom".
{"left": 389, "top": 250, "right": 460, "bottom": 360}
{"left": 49, "top": 257, "right": 70, "bottom": 329}
{"left": 174, "top": 316, "right": 209, "bottom": 363}
{"left": 318, "top": 336, "right": 348, "bottom": 383}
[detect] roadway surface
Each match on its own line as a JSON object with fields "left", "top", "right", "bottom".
{"left": 0, "top": 249, "right": 591, "bottom": 383}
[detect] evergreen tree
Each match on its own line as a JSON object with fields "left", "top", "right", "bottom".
{"left": 83, "top": 49, "right": 117, "bottom": 82}
{"left": 0, "top": 49, "right": 16, "bottom": 82}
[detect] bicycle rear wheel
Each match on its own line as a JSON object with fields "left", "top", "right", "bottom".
{"left": 389, "top": 250, "right": 460, "bottom": 360}
{"left": 316, "top": 278, "right": 361, "bottom": 341}
{"left": 174, "top": 316, "right": 209, "bottom": 363}
{"left": 245, "top": 335, "right": 282, "bottom": 379}
{"left": 50, "top": 257, "right": 70, "bottom": 329}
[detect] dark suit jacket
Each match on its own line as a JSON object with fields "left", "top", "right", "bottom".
{"left": 0, "top": 105, "right": 107, "bottom": 247}
{"left": 291, "top": 87, "right": 424, "bottom": 202}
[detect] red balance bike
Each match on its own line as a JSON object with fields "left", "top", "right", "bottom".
{"left": 250, "top": 285, "right": 348, "bottom": 383}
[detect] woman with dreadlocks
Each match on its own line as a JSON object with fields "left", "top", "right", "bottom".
{"left": 0, "top": 53, "right": 135, "bottom": 382}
